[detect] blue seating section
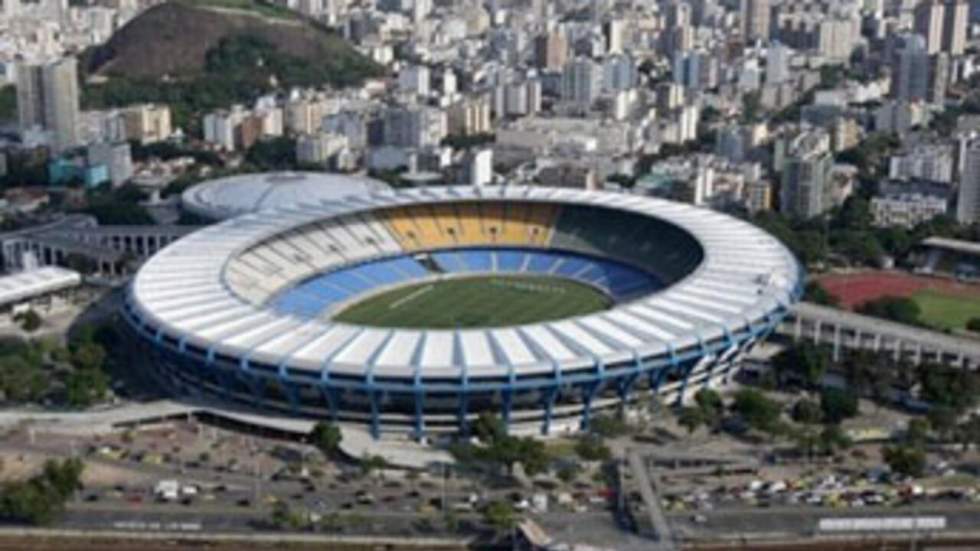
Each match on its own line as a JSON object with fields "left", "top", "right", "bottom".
{"left": 271, "top": 248, "right": 661, "bottom": 319}
{"left": 271, "top": 256, "right": 428, "bottom": 318}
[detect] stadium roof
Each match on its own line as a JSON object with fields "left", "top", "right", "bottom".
{"left": 921, "top": 237, "right": 980, "bottom": 257}
{"left": 131, "top": 186, "right": 802, "bottom": 379}
{"left": 181, "top": 171, "right": 389, "bottom": 220}
{"left": 0, "top": 267, "right": 81, "bottom": 308}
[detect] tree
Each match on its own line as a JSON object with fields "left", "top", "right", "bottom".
{"left": 474, "top": 412, "right": 508, "bottom": 444}
{"left": 773, "top": 343, "right": 830, "bottom": 389}
{"left": 927, "top": 406, "right": 958, "bottom": 441}
{"left": 0, "top": 355, "right": 46, "bottom": 403}
{"left": 14, "top": 310, "right": 41, "bottom": 333}
{"left": 906, "top": 418, "right": 930, "bottom": 446}
{"left": 817, "top": 424, "right": 852, "bottom": 455}
{"left": 804, "top": 282, "right": 839, "bottom": 307}
{"left": 732, "top": 388, "right": 783, "bottom": 436}
{"left": 64, "top": 368, "right": 109, "bottom": 407}
{"left": 858, "top": 296, "right": 921, "bottom": 326}
{"left": 64, "top": 253, "right": 98, "bottom": 276}
{"left": 575, "top": 434, "right": 611, "bottom": 461}
{"left": 482, "top": 500, "right": 518, "bottom": 536}
{"left": 556, "top": 464, "right": 581, "bottom": 484}
{"left": 693, "top": 388, "right": 724, "bottom": 428}
{"left": 677, "top": 406, "right": 705, "bottom": 435}
{"left": 359, "top": 455, "right": 388, "bottom": 480}
{"left": 955, "top": 415, "right": 980, "bottom": 451}
{"left": 309, "top": 421, "right": 343, "bottom": 459}
{"left": 882, "top": 444, "right": 926, "bottom": 478}
{"left": 820, "top": 388, "right": 859, "bottom": 425}
{"left": 470, "top": 413, "right": 548, "bottom": 476}
{"left": 0, "top": 458, "right": 84, "bottom": 525}
{"left": 245, "top": 136, "right": 298, "bottom": 170}
{"left": 967, "top": 317, "right": 980, "bottom": 333}
{"left": 791, "top": 398, "right": 823, "bottom": 425}
{"left": 70, "top": 342, "right": 106, "bottom": 372}
{"left": 589, "top": 414, "right": 630, "bottom": 438}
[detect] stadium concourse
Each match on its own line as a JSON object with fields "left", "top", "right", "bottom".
{"left": 124, "top": 186, "right": 803, "bottom": 438}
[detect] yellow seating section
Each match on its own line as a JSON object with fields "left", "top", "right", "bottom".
{"left": 380, "top": 202, "right": 562, "bottom": 251}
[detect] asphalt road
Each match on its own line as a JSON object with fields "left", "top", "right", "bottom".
{"left": 669, "top": 503, "right": 980, "bottom": 539}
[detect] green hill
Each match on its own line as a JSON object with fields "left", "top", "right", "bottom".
{"left": 82, "top": 0, "right": 384, "bottom": 133}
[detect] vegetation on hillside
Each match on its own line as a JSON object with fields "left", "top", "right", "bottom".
{"left": 81, "top": 2, "right": 383, "bottom": 135}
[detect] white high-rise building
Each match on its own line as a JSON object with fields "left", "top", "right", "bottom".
{"left": 914, "top": 0, "right": 968, "bottom": 55}
{"left": 741, "top": 0, "right": 770, "bottom": 42}
{"left": 766, "top": 42, "right": 791, "bottom": 84}
{"left": 467, "top": 148, "right": 493, "bottom": 186}
{"left": 398, "top": 65, "right": 431, "bottom": 97}
{"left": 957, "top": 139, "right": 980, "bottom": 223}
{"left": 16, "top": 57, "right": 80, "bottom": 153}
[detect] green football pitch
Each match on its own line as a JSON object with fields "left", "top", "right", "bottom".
{"left": 332, "top": 275, "right": 612, "bottom": 328}
{"left": 912, "top": 289, "right": 980, "bottom": 331}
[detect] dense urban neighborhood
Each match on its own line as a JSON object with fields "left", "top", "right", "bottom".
{"left": 1, "top": 0, "right": 980, "bottom": 550}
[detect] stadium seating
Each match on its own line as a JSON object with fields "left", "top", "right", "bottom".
{"left": 270, "top": 256, "right": 431, "bottom": 318}
{"left": 242, "top": 201, "right": 694, "bottom": 316}
{"left": 550, "top": 205, "right": 702, "bottom": 283}
{"left": 379, "top": 202, "right": 564, "bottom": 251}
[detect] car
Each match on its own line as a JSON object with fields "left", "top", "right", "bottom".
{"left": 691, "top": 514, "right": 708, "bottom": 524}
{"left": 236, "top": 498, "right": 252, "bottom": 507}
{"left": 84, "top": 493, "right": 99, "bottom": 502}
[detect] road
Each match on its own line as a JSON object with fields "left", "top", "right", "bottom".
{"left": 668, "top": 503, "right": 980, "bottom": 540}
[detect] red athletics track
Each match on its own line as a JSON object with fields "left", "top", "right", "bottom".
{"left": 815, "top": 270, "right": 980, "bottom": 310}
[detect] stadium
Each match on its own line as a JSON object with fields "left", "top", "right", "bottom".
{"left": 123, "top": 186, "right": 803, "bottom": 438}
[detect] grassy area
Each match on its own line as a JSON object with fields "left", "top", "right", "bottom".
{"left": 912, "top": 289, "right": 980, "bottom": 331}
{"left": 333, "top": 276, "right": 611, "bottom": 329}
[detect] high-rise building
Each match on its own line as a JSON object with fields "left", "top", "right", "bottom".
{"left": 892, "top": 34, "right": 931, "bottom": 102}
{"left": 603, "top": 19, "right": 625, "bottom": 54}
{"left": 940, "top": 0, "right": 968, "bottom": 55}
{"left": 87, "top": 142, "right": 133, "bottom": 187}
{"left": 914, "top": 0, "right": 945, "bottom": 53}
{"left": 740, "top": 0, "right": 770, "bottom": 42}
{"left": 673, "top": 49, "right": 717, "bottom": 92}
{"left": 533, "top": 31, "right": 568, "bottom": 71}
{"left": 913, "top": 0, "right": 968, "bottom": 54}
{"left": 2, "top": 0, "right": 21, "bottom": 19}
{"left": 602, "top": 54, "right": 637, "bottom": 92}
{"left": 779, "top": 130, "right": 834, "bottom": 218}
{"left": 122, "top": 104, "right": 172, "bottom": 145}
{"left": 16, "top": 57, "right": 80, "bottom": 153}
{"left": 448, "top": 96, "right": 492, "bottom": 136}
{"left": 561, "top": 58, "right": 601, "bottom": 108}
{"left": 766, "top": 42, "right": 791, "bottom": 84}
{"left": 398, "top": 65, "right": 431, "bottom": 96}
{"left": 466, "top": 148, "right": 493, "bottom": 186}
{"left": 957, "top": 139, "right": 980, "bottom": 223}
